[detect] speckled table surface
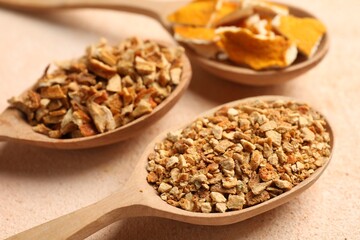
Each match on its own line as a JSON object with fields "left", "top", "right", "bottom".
{"left": 0, "top": 0, "right": 359, "bottom": 239}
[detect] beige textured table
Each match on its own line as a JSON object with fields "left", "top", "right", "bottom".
{"left": 1, "top": 1, "right": 359, "bottom": 239}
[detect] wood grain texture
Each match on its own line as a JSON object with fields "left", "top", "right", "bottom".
{"left": 0, "top": 0, "right": 359, "bottom": 239}
{"left": 5, "top": 96, "right": 334, "bottom": 240}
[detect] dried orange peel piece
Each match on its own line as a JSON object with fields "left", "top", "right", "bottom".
{"left": 216, "top": 27, "right": 297, "bottom": 70}
{"left": 208, "top": 0, "right": 253, "bottom": 27}
{"left": 168, "top": 0, "right": 326, "bottom": 70}
{"left": 168, "top": 0, "right": 249, "bottom": 27}
{"left": 174, "top": 25, "right": 220, "bottom": 58}
{"left": 167, "top": 0, "right": 218, "bottom": 27}
{"left": 272, "top": 15, "right": 326, "bottom": 58}
{"left": 243, "top": 14, "right": 274, "bottom": 37}
{"left": 174, "top": 25, "right": 217, "bottom": 42}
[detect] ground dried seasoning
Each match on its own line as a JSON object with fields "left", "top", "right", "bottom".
{"left": 146, "top": 99, "right": 331, "bottom": 213}
{"left": 8, "top": 37, "right": 184, "bottom": 139}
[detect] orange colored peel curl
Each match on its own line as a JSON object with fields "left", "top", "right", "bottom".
{"left": 272, "top": 15, "right": 326, "bottom": 58}
{"left": 217, "top": 27, "right": 297, "bottom": 70}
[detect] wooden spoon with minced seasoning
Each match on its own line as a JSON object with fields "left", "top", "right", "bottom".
{"left": 0, "top": 44, "right": 191, "bottom": 149}
{"left": 0, "top": 0, "right": 329, "bottom": 86}
{"left": 5, "top": 96, "right": 334, "bottom": 240}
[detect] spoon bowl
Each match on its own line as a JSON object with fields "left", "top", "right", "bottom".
{"left": 6, "top": 96, "right": 334, "bottom": 240}
{"left": 0, "top": 50, "right": 192, "bottom": 149}
{"left": 0, "top": 0, "right": 329, "bottom": 86}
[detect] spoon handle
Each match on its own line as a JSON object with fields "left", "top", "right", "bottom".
{"left": 0, "top": 0, "right": 186, "bottom": 28}
{"left": 6, "top": 186, "right": 147, "bottom": 240}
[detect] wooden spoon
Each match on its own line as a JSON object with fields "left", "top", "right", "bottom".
{"left": 0, "top": 0, "right": 329, "bottom": 86}
{"left": 189, "top": 3, "right": 330, "bottom": 86}
{"left": 0, "top": 50, "right": 192, "bottom": 149}
{"left": 5, "top": 96, "right": 334, "bottom": 240}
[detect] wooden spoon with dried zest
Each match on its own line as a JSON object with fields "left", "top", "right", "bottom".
{"left": 0, "top": 49, "right": 191, "bottom": 149}
{"left": 5, "top": 96, "right": 334, "bottom": 240}
{"left": 0, "top": 0, "right": 329, "bottom": 86}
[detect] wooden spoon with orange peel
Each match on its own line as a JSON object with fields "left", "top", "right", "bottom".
{"left": 0, "top": 0, "right": 329, "bottom": 86}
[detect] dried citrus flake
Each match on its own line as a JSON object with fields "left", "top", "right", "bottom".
{"left": 174, "top": 25, "right": 217, "bottom": 42}
{"left": 167, "top": 0, "right": 217, "bottom": 27}
{"left": 208, "top": 1, "right": 244, "bottom": 26}
{"left": 174, "top": 25, "right": 221, "bottom": 58}
{"left": 243, "top": 14, "right": 274, "bottom": 36}
{"left": 249, "top": 0, "right": 289, "bottom": 16}
{"left": 272, "top": 15, "right": 326, "bottom": 58}
{"left": 217, "top": 27, "right": 297, "bottom": 70}
{"left": 168, "top": 0, "right": 246, "bottom": 28}
{"left": 168, "top": 0, "right": 325, "bottom": 70}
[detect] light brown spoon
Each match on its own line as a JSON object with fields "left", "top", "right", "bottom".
{"left": 0, "top": 49, "right": 191, "bottom": 149}
{"left": 6, "top": 96, "right": 334, "bottom": 240}
{"left": 0, "top": 0, "right": 329, "bottom": 86}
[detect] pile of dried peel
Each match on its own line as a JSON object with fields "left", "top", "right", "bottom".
{"left": 8, "top": 38, "right": 184, "bottom": 139}
{"left": 168, "top": 0, "right": 326, "bottom": 70}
